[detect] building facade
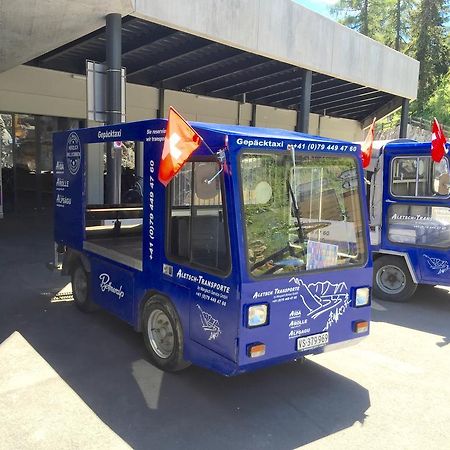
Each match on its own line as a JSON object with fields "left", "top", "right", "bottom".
{"left": 0, "top": 0, "right": 419, "bottom": 215}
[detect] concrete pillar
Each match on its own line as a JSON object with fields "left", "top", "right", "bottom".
{"left": 399, "top": 98, "right": 409, "bottom": 138}
{"left": 105, "top": 13, "right": 122, "bottom": 204}
{"left": 157, "top": 87, "right": 165, "bottom": 118}
{"left": 296, "top": 69, "right": 312, "bottom": 133}
{"left": 250, "top": 104, "right": 257, "bottom": 127}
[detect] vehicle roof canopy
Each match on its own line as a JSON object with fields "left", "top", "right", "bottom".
{"left": 188, "top": 121, "right": 348, "bottom": 143}
{"left": 384, "top": 140, "right": 431, "bottom": 152}
{"left": 54, "top": 118, "right": 359, "bottom": 157}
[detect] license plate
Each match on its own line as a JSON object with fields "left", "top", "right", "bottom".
{"left": 297, "top": 332, "right": 329, "bottom": 351}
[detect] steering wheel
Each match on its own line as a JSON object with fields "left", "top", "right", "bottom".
{"left": 250, "top": 245, "right": 290, "bottom": 272}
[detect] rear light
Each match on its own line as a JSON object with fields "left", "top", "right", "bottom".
{"left": 353, "top": 320, "right": 369, "bottom": 334}
{"left": 247, "top": 343, "right": 266, "bottom": 358}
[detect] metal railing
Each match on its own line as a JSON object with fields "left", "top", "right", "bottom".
{"left": 376, "top": 115, "right": 449, "bottom": 142}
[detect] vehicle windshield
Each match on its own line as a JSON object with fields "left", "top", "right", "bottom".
{"left": 240, "top": 151, "right": 367, "bottom": 278}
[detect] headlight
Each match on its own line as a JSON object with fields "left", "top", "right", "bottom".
{"left": 247, "top": 304, "right": 269, "bottom": 328}
{"left": 355, "top": 287, "right": 370, "bottom": 307}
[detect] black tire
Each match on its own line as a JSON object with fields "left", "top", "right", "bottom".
{"left": 142, "top": 296, "right": 191, "bottom": 372}
{"left": 373, "top": 255, "right": 417, "bottom": 302}
{"left": 71, "top": 263, "right": 97, "bottom": 312}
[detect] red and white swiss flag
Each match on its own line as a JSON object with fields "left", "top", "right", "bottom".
{"left": 431, "top": 118, "right": 448, "bottom": 163}
{"left": 158, "top": 107, "right": 202, "bottom": 186}
{"left": 361, "top": 117, "right": 376, "bottom": 168}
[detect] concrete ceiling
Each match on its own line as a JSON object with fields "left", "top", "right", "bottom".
{"left": 0, "top": 0, "right": 135, "bottom": 73}
{"left": 28, "top": 17, "right": 399, "bottom": 122}
{"left": 1, "top": 0, "right": 419, "bottom": 124}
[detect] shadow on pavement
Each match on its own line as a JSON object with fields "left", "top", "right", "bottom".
{"left": 0, "top": 211, "right": 370, "bottom": 450}
{"left": 372, "top": 285, "right": 450, "bottom": 347}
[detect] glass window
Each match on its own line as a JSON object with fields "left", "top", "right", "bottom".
{"left": 388, "top": 204, "right": 450, "bottom": 247}
{"left": 0, "top": 114, "right": 13, "bottom": 169}
{"left": 15, "top": 114, "right": 38, "bottom": 208}
{"left": 241, "top": 152, "right": 366, "bottom": 278}
{"left": 117, "top": 141, "right": 141, "bottom": 204}
{"left": 168, "top": 161, "right": 230, "bottom": 273}
{"left": 433, "top": 159, "right": 450, "bottom": 195}
{"left": 15, "top": 114, "right": 36, "bottom": 172}
{"left": 391, "top": 156, "right": 450, "bottom": 197}
{"left": 39, "top": 116, "right": 58, "bottom": 173}
{"left": 0, "top": 112, "right": 82, "bottom": 212}
{"left": 0, "top": 114, "right": 14, "bottom": 211}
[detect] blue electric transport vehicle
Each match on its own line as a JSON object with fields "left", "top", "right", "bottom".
{"left": 367, "top": 139, "right": 450, "bottom": 301}
{"left": 54, "top": 119, "right": 371, "bottom": 375}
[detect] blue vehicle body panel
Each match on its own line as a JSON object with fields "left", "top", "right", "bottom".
{"left": 376, "top": 141, "right": 450, "bottom": 286}
{"left": 54, "top": 119, "right": 372, "bottom": 375}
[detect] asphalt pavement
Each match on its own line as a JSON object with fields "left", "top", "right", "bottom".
{"left": 0, "top": 211, "right": 449, "bottom": 450}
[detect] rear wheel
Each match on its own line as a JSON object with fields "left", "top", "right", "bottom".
{"left": 142, "top": 296, "right": 190, "bottom": 372}
{"left": 71, "top": 263, "right": 97, "bottom": 312}
{"left": 373, "top": 255, "right": 417, "bottom": 302}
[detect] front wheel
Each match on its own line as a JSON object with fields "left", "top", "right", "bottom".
{"left": 142, "top": 296, "right": 191, "bottom": 372}
{"left": 373, "top": 255, "right": 417, "bottom": 302}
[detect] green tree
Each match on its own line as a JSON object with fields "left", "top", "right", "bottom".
{"left": 423, "top": 70, "right": 450, "bottom": 123}
{"left": 331, "top": 0, "right": 449, "bottom": 121}
{"left": 409, "top": 0, "right": 449, "bottom": 113}
{"left": 330, "top": 0, "right": 417, "bottom": 51}
{"left": 330, "top": 0, "right": 372, "bottom": 36}
{"left": 380, "top": 0, "right": 417, "bottom": 51}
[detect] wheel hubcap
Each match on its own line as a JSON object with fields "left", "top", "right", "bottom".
{"left": 148, "top": 309, "right": 174, "bottom": 359}
{"left": 73, "top": 268, "right": 87, "bottom": 303}
{"left": 376, "top": 265, "right": 406, "bottom": 295}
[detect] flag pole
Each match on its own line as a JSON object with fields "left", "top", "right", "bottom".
{"left": 170, "top": 106, "right": 221, "bottom": 157}
{"left": 200, "top": 137, "right": 220, "bottom": 157}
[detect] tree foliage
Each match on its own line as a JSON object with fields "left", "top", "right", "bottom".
{"left": 331, "top": 0, "right": 450, "bottom": 121}
{"left": 409, "top": 0, "right": 450, "bottom": 113}
{"left": 330, "top": 0, "right": 372, "bottom": 36}
{"left": 331, "top": 0, "right": 416, "bottom": 50}
{"left": 423, "top": 70, "right": 450, "bottom": 123}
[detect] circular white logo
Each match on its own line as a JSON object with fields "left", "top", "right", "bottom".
{"left": 66, "top": 132, "right": 81, "bottom": 176}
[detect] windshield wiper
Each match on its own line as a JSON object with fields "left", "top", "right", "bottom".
{"left": 287, "top": 179, "right": 332, "bottom": 241}
{"left": 287, "top": 179, "right": 306, "bottom": 247}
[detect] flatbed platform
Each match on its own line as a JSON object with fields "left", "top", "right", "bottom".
{"left": 83, "top": 236, "right": 143, "bottom": 271}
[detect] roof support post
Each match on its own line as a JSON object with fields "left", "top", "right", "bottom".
{"left": 399, "top": 98, "right": 409, "bottom": 138}
{"left": 296, "top": 69, "right": 312, "bottom": 133}
{"left": 106, "top": 13, "right": 122, "bottom": 204}
{"left": 250, "top": 103, "right": 257, "bottom": 127}
{"left": 157, "top": 87, "right": 165, "bottom": 118}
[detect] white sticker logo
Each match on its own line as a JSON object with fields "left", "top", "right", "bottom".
{"left": 66, "top": 132, "right": 81, "bottom": 176}
{"left": 99, "top": 273, "right": 125, "bottom": 299}
{"left": 197, "top": 304, "right": 221, "bottom": 340}
{"left": 424, "top": 254, "right": 449, "bottom": 275}
{"left": 289, "top": 277, "right": 349, "bottom": 320}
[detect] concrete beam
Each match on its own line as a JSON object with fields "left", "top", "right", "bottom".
{"left": 134, "top": 0, "right": 419, "bottom": 100}
{"left": 361, "top": 96, "right": 403, "bottom": 129}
